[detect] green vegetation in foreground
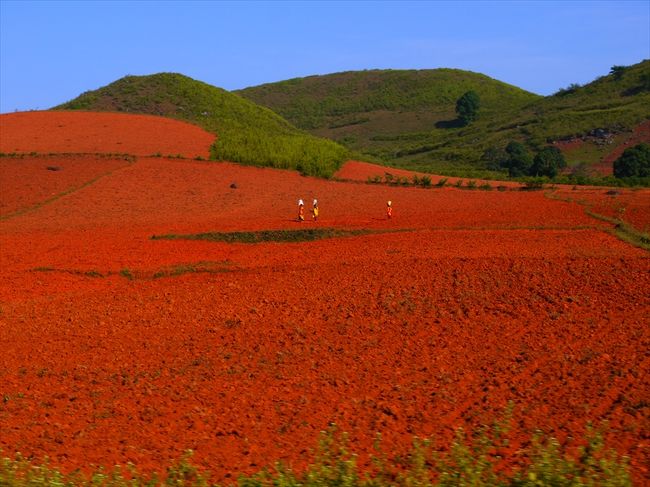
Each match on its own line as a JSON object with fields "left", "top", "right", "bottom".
{"left": 151, "top": 228, "right": 376, "bottom": 244}
{"left": 237, "top": 61, "right": 650, "bottom": 179}
{"left": 0, "top": 423, "right": 632, "bottom": 486}
{"left": 53, "top": 73, "right": 349, "bottom": 178}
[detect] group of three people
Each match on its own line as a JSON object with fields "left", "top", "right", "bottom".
{"left": 297, "top": 199, "right": 392, "bottom": 221}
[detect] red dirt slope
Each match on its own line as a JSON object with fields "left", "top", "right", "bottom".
{"left": 0, "top": 111, "right": 215, "bottom": 158}
{"left": 0, "top": 155, "right": 132, "bottom": 217}
{"left": 335, "top": 160, "right": 521, "bottom": 188}
{"left": 598, "top": 119, "right": 650, "bottom": 174}
{"left": 1, "top": 111, "right": 649, "bottom": 483}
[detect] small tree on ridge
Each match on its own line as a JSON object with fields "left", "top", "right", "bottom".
{"left": 456, "top": 90, "right": 480, "bottom": 126}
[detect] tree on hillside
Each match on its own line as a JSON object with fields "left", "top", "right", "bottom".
{"left": 640, "top": 72, "right": 650, "bottom": 92}
{"left": 613, "top": 143, "right": 650, "bottom": 178}
{"left": 554, "top": 83, "right": 581, "bottom": 96}
{"left": 609, "top": 65, "right": 628, "bottom": 80}
{"left": 530, "top": 146, "right": 567, "bottom": 178}
{"left": 481, "top": 146, "right": 509, "bottom": 171}
{"left": 504, "top": 141, "right": 533, "bottom": 177}
{"left": 455, "top": 91, "right": 480, "bottom": 126}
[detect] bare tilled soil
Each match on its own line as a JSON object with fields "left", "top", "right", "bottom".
{"left": 0, "top": 112, "right": 648, "bottom": 483}
{"left": 0, "top": 111, "right": 215, "bottom": 158}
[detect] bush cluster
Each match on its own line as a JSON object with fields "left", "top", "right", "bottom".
{"left": 210, "top": 128, "right": 348, "bottom": 178}
{"left": 0, "top": 422, "right": 632, "bottom": 486}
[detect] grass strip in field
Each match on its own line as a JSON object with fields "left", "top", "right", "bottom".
{"left": 0, "top": 423, "right": 631, "bottom": 486}
{"left": 151, "top": 228, "right": 380, "bottom": 244}
{"left": 544, "top": 190, "right": 649, "bottom": 251}
{"left": 585, "top": 210, "right": 650, "bottom": 251}
{"left": 0, "top": 153, "right": 135, "bottom": 222}
{"left": 30, "top": 261, "right": 236, "bottom": 280}
{"left": 31, "top": 267, "right": 105, "bottom": 278}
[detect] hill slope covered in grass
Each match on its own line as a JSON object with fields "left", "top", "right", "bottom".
{"left": 54, "top": 73, "right": 349, "bottom": 177}
{"left": 237, "top": 61, "right": 650, "bottom": 178}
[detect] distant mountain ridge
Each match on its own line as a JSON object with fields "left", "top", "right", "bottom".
{"left": 54, "top": 61, "right": 650, "bottom": 179}
{"left": 236, "top": 61, "right": 650, "bottom": 177}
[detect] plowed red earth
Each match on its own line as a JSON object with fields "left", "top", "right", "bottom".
{"left": 1, "top": 112, "right": 649, "bottom": 483}
{"left": 0, "top": 111, "right": 214, "bottom": 158}
{"left": 0, "top": 155, "right": 132, "bottom": 216}
{"left": 334, "top": 160, "right": 522, "bottom": 188}
{"left": 551, "top": 186, "right": 650, "bottom": 233}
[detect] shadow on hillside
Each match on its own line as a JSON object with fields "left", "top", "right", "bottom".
{"left": 621, "top": 85, "right": 647, "bottom": 97}
{"left": 435, "top": 119, "right": 464, "bottom": 129}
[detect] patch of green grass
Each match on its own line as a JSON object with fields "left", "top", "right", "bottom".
{"left": 119, "top": 268, "right": 134, "bottom": 280}
{"left": 0, "top": 422, "right": 632, "bottom": 486}
{"left": 83, "top": 270, "right": 104, "bottom": 278}
{"left": 30, "top": 267, "right": 104, "bottom": 278}
{"left": 152, "top": 261, "right": 234, "bottom": 279}
{"left": 151, "top": 228, "right": 378, "bottom": 244}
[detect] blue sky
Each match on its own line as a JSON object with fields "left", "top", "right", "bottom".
{"left": 1, "top": 0, "right": 648, "bottom": 113}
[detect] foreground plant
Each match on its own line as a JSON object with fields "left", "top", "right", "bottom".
{"left": 0, "top": 422, "right": 632, "bottom": 486}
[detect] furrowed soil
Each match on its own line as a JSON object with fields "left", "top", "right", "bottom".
{"left": 0, "top": 112, "right": 648, "bottom": 483}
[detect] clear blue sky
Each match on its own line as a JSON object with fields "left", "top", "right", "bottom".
{"left": 1, "top": 0, "right": 648, "bottom": 113}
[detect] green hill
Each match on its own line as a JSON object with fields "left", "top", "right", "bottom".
{"left": 237, "top": 62, "right": 650, "bottom": 178}
{"left": 54, "top": 73, "right": 349, "bottom": 177}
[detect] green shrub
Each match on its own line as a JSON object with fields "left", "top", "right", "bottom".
{"left": 530, "top": 146, "right": 566, "bottom": 178}
{"left": 613, "top": 143, "right": 650, "bottom": 178}
{"left": 0, "top": 423, "right": 631, "bottom": 486}
{"left": 119, "top": 268, "right": 134, "bottom": 280}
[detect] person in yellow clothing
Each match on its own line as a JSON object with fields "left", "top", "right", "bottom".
{"left": 312, "top": 198, "right": 319, "bottom": 221}
{"left": 387, "top": 200, "right": 393, "bottom": 219}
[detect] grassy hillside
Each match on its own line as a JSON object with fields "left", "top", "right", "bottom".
{"left": 54, "top": 73, "right": 349, "bottom": 177}
{"left": 237, "top": 62, "right": 650, "bottom": 178}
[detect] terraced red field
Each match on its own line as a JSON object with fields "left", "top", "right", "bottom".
{"left": 0, "top": 111, "right": 214, "bottom": 158}
{"left": 0, "top": 112, "right": 648, "bottom": 483}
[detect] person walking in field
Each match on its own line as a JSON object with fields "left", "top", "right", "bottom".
{"left": 298, "top": 199, "right": 305, "bottom": 222}
{"left": 312, "top": 198, "right": 319, "bottom": 221}
{"left": 386, "top": 200, "right": 393, "bottom": 219}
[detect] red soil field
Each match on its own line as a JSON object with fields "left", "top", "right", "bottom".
{"left": 0, "top": 155, "right": 132, "bottom": 217}
{"left": 0, "top": 112, "right": 649, "bottom": 483}
{"left": 551, "top": 186, "right": 650, "bottom": 233}
{"left": 334, "top": 160, "right": 522, "bottom": 188}
{"left": 0, "top": 111, "right": 214, "bottom": 159}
